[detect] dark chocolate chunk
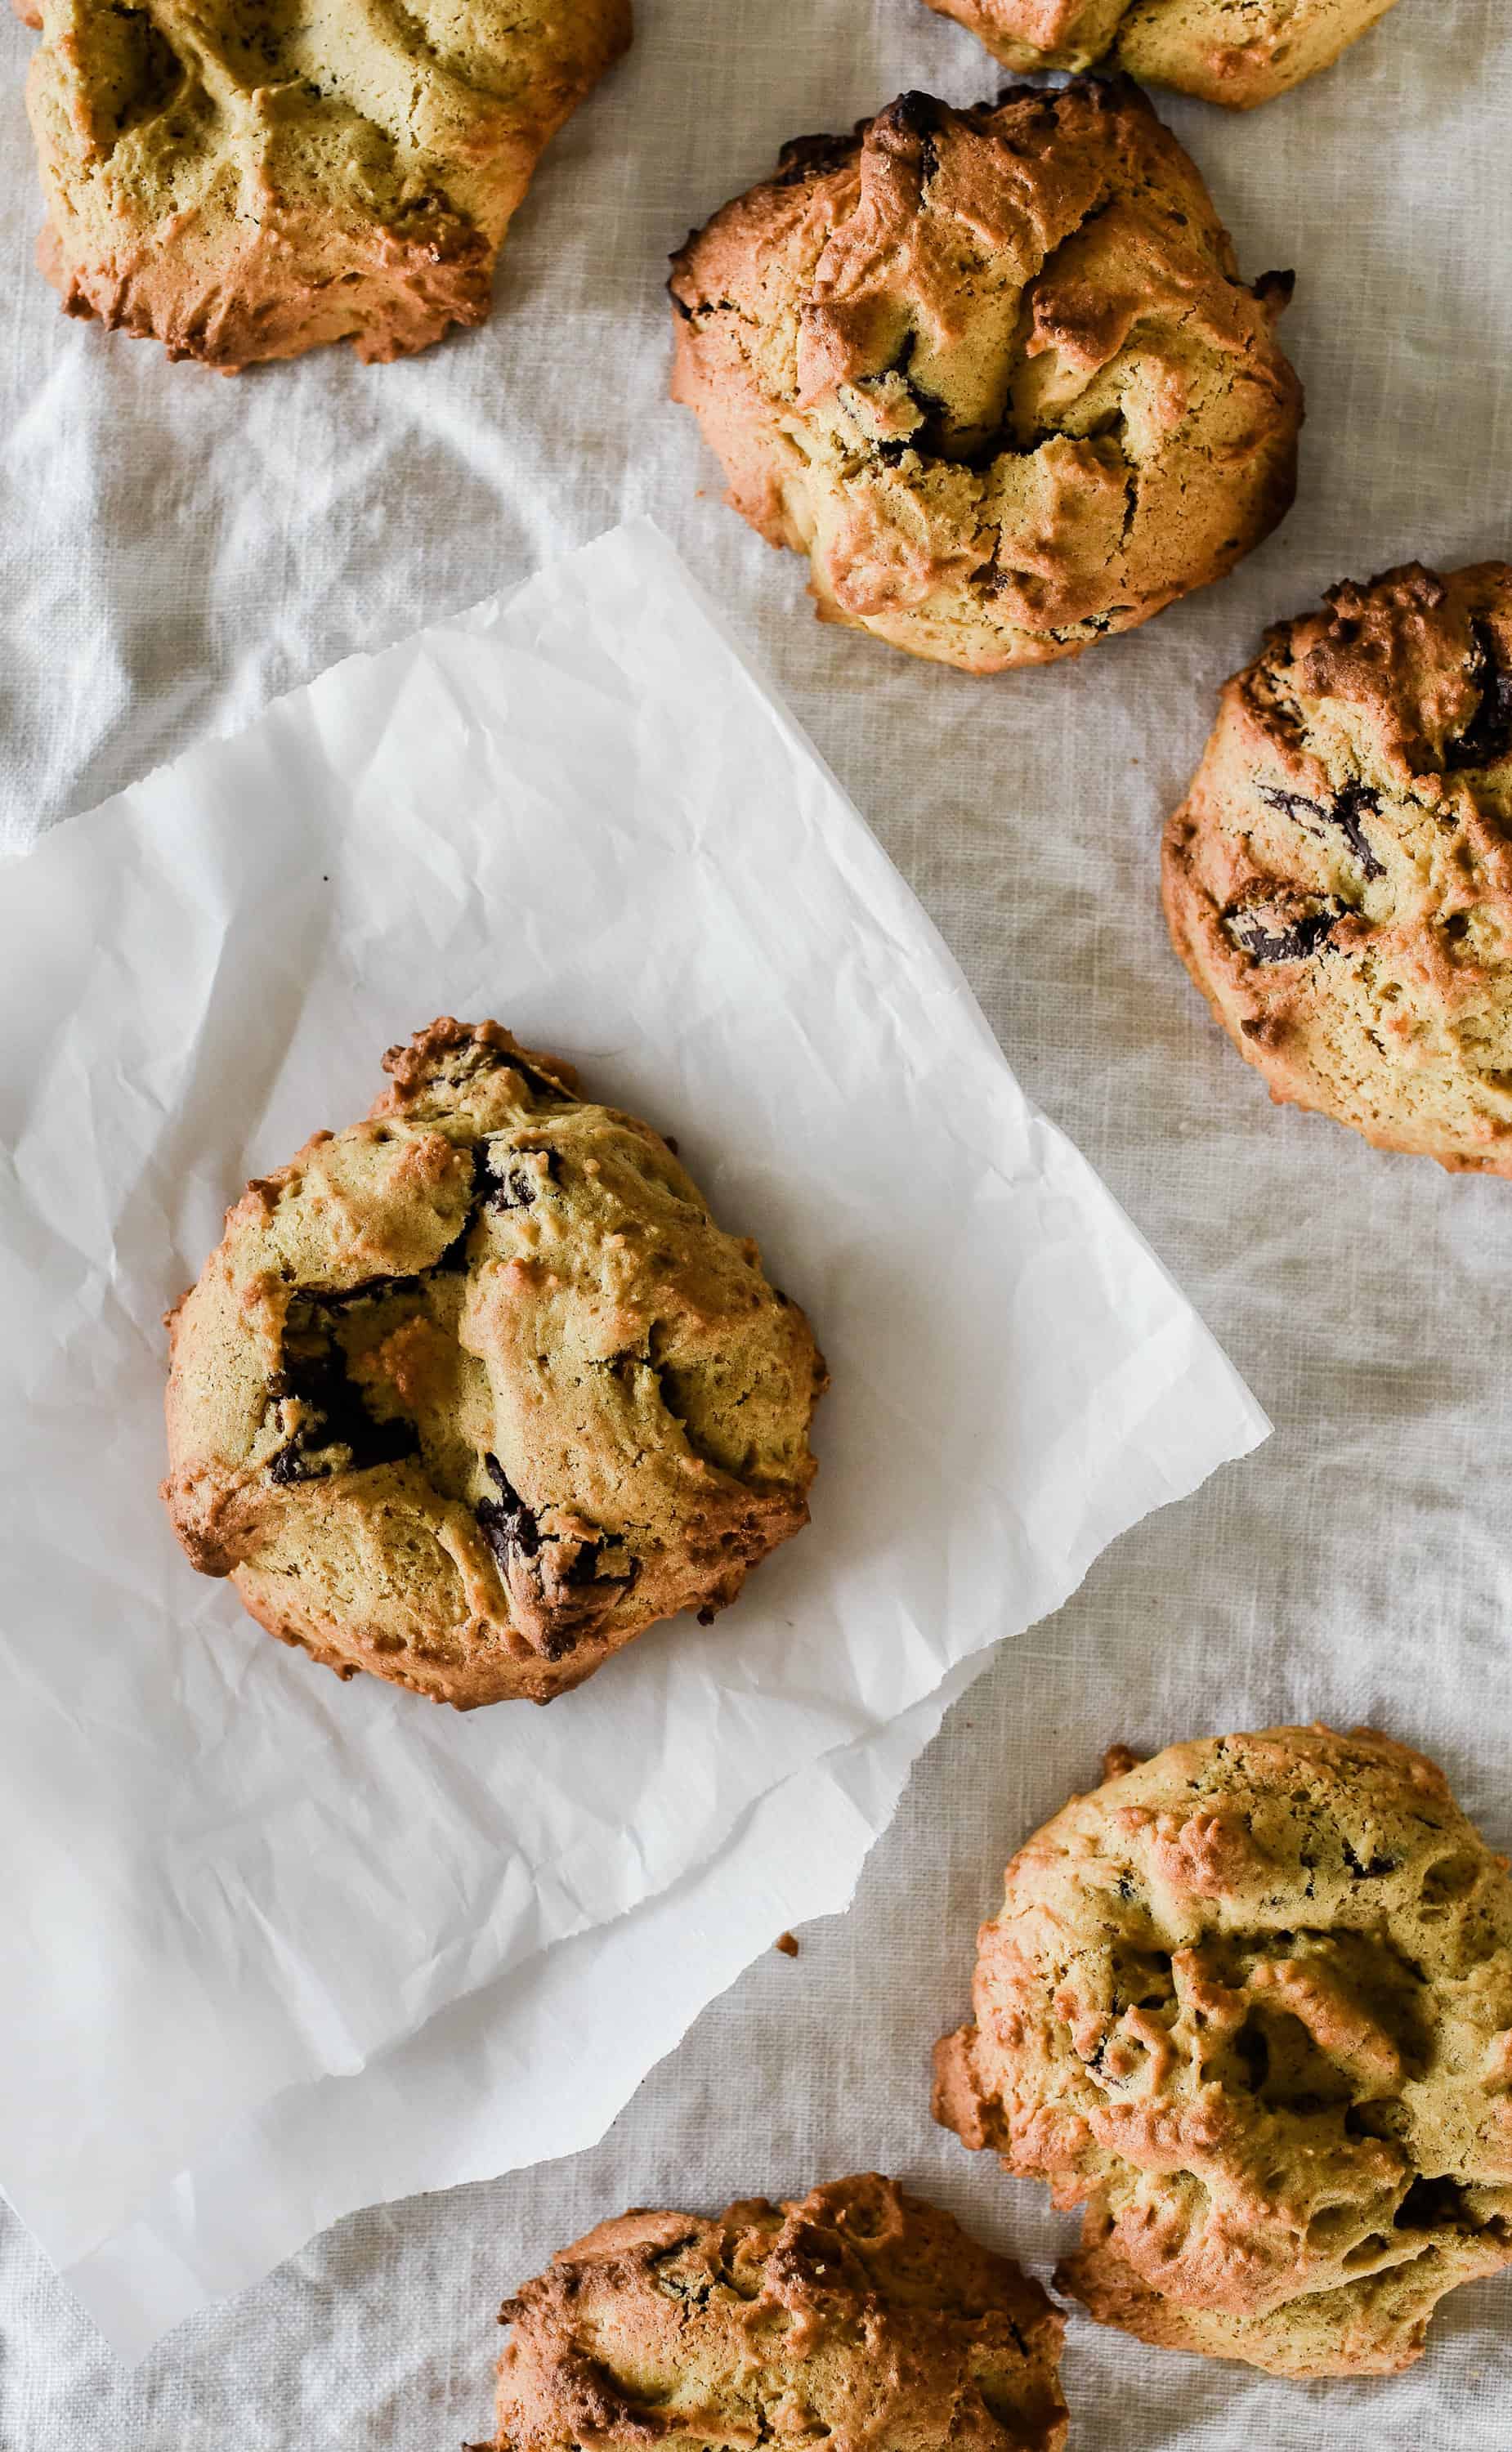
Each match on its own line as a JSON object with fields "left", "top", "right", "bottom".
{"left": 1258, "top": 781, "right": 1385, "bottom": 882}
{"left": 476, "top": 1452, "right": 541, "bottom": 1564}
{"left": 432, "top": 1213, "right": 476, "bottom": 1273}
{"left": 889, "top": 89, "right": 947, "bottom": 141}
{"left": 1224, "top": 893, "right": 1347, "bottom": 965}
{"left": 477, "top": 1140, "right": 557, "bottom": 1213}
{"left": 1447, "top": 620, "right": 1512, "bottom": 770}
{"left": 1254, "top": 268, "right": 1296, "bottom": 313}
{"left": 497, "top": 1051, "right": 570, "bottom": 1104}
{"left": 267, "top": 1347, "right": 419, "bottom": 1483}
{"left": 772, "top": 129, "right": 857, "bottom": 188}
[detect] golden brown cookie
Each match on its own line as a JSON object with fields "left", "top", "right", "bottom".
{"left": 162, "top": 1020, "right": 826, "bottom": 1707}
{"left": 933, "top": 1725, "right": 1512, "bottom": 2377}
{"left": 16, "top": 0, "right": 631, "bottom": 369}
{"left": 919, "top": 0, "right": 1401, "bottom": 110}
{"left": 490, "top": 2175, "right": 1068, "bottom": 2452}
{"left": 1163, "top": 562, "right": 1512, "bottom": 1174}
{"left": 669, "top": 79, "right": 1300, "bottom": 674}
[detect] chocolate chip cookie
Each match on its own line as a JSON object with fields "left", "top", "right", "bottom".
{"left": 920, "top": 0, "right": 1401, "bottom": 110}
{"left": 1163, "top": 562, "right": 1512, "bottom": 1173}
{"left": 490, "top": 2175, "right": 1068, "bottom": 2452}
{"left": 669, "top": 79, "right": 1300, "bottom": 673}
{"left": 16, "top": 0, "right": 631, "bottom": 368}
{"left": 162, "top": 1021, "right": 826, "bottom": 1707}
{"left": 934, "top": 1726, "right": 1512, "bottom": 2377}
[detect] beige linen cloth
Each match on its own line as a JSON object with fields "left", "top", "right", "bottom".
{"left": 1, "top": 0, "right": 1509, "bottom": 2444}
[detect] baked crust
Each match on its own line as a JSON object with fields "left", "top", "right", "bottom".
{"left": 162, "top": 1020, "right": 826, "bottom": 1707}
{"left": 921, "top": 0, "right": 1401, "bottom": 109}
{"left": 933, "top": 1725, "right": 1512, "bottom": 2375}
{"left": 491, "top": 2175, "right": 1068, "bottom": 2452}
{"left": 669, "top": 79, "right": 1300, "bottom": 674}
{"left": 1162, "top": 561, "right": 1512, "bottom": 1173}
{"left": 17, "top": 0, "right": 631, "bottom": 368}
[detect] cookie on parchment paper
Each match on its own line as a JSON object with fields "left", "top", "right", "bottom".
{"left": 1163, "top": 562, "right": 1512, "bottom": 1174}
{"left": 919, "top": 0, "right": 1401, "bottom": 110}
{"left": 669, "top": 78, "right": 1300, "bottom": 674}
{"left": 489, "top": 2174, "right": 1068, "bottom": 2452}
{"left": 163, "top": 1019, "right": 826, "bottom": 1707}
{"left": 934, "top": 1725, "right": 1512, "bottom": 2376}
{"left": 15, "top": 0, "right": 631, "bottom": 368}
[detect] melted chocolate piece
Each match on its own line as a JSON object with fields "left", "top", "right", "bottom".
{"left": 1224, "top": 896, "right": 1346, "bottom": 965}
{"left": 1447, "top": 620, "right": 1512, "bottom": 770}
{"left": 1258, "top": 781, "right": 1385, "bottom": 882}
{"left": 772, "top": 128, "right": 857, "bottom": 188}
{"left": 485, "top": 1049, "right": 567, "bottom": 1104}
{"left": 432, "top": 1211, "right": 476, "bottom": 1273}
{"left": 478, "top": 1141, "right": 557, "bottom": 1212}
{"left": 476, "top": 1452, "right": 541, "bottom": 1564}
{"left": 267, "top": 1346, "right": 419, "bottom": 1483}
{"left": 433, "top": 1136, "right": 558, "bottom": 1269}
{"left": 476, "top": 1456, "right": 635, "bottom": 1660}
{"left": 890, "top": 89, "right": 947, "bottom": 141}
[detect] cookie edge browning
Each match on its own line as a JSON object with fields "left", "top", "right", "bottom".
{"left": 932, "top": 1723, "right": 1512, "bottom": 2375}
{"left": 161, "top": 1019, "right": 827, "bottom": 1708}
{"left": 1054, "top": 2201, "right": 1512, "bottom": 2377}
{"left": 1161, "top": 559, "right": 1512, "bottom": 1175}
{"left": 491, "top": 2174, "right": 1069, "bottom": 2452}
{"left": 919, "top": 0, "right": 1402, "bottom": 110}
{"left": 18, "top": 0, "right": 633, "bottom": 369}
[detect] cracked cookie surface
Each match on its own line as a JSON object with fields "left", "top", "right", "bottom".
{"left": 921, "top": 0, "right": 1401, "bottom": 110}
{"left": 933, "top": 1725, "right": 1512, "bottom": 2376}
{"left": 1163, "top": 562, "right": 1512, "bottom": 1173}
{"left": 162, "top": 1019, "right": 826, "bottom": 1707}
{"left": 669, "top": 78, "right": 1300, "bottom": 674}
{"left": 490, "top": 2174, "right": 1068, "bottom": 2452}
{"left": 16, "top": 0, "right": 631, "bottom": 367}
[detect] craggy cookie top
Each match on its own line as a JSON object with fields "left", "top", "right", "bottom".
{"left": 16, "top": 0, "right": 631, "bottom": 367}
{"left": 934, "top": 1726, "right": 1512, "bottom": 2375}
{"left": 163, "top": 1020, "right": 826, "bottom": 1707}
{"left": 491, "top": 2176, "right": 1068, "bottom": 2452}
{"left": 919, "top": 0, "right": 1401, "bottom": 110}
{"left": 1163, "top": 562, "right": 1512, "bottom": 1173}
{"left": 669, "top": 79, "right": 1300, "bottom": 673}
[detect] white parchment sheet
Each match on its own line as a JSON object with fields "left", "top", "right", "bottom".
{"left": 0, "top": 521, "right": 1264, "bottom": 2356}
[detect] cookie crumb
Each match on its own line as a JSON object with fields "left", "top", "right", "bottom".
{"left": 774, "top": 1931, "right": 799, "bottom": 1957}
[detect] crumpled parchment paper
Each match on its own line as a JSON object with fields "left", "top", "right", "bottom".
{"left": 0, "top": 520, "right": 1264, "bottom": 2356}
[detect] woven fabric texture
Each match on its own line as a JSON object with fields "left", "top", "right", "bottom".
{"left": 2, "top": 0, "right": 1510, "bottom": 2441}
